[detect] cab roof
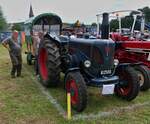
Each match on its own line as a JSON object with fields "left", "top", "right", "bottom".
{"left": 24, "top": 13, "right": 62, "bottom": 26}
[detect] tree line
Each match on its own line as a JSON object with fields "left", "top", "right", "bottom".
{"left": 0, "top": 6, "right": 7, "bottom": 31}
{"left": 110, "top": 6, "right": 150, "bottom": 31}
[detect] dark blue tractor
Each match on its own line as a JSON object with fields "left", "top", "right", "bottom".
{"left": 35, "top": 13, "right": 140, "bottom": 112}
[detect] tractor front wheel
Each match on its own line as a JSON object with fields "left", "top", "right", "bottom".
{"left": 66, "top": 72, "right": 87, "bottom": 112}
{"left": 134, "top": 65, "right": 150, "bottom": 91}
{"left": 115, "top": 66, "right": 140, "bottom": 101}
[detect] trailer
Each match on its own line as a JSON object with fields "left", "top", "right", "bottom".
{"left": 24, "top": 13, "right": 62, "bottom": 65}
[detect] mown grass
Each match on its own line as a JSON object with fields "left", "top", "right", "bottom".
{"left": 0, "top": 44, "right": 150, "bottom": 124}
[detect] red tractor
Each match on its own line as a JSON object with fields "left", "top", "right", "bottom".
{"left": 97, "top": 10, "right": 150, "bottom": 91}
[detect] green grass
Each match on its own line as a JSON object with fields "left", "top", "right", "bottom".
{"left": 0, "top": 44, "right": 150, "bottom": 124}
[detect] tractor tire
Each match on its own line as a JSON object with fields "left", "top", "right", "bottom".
{"left": 115, "top": 66, "right": 140, "bottom": 101}
{"left": 134, "top": 65, "right": 150, "bottom": 91}
{"left": 27, "top": 52, "right": 32, "bottom": 65}
{"left": 66, "top": 71, "right": 87, "bottom": 112}
{"left": 38, "top": 38, "right": 61, "bottom": 87}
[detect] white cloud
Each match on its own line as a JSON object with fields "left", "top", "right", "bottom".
{"left": 0, "top": 0, "right": 150, "bottom": 24}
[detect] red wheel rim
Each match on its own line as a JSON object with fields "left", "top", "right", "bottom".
{"left": 117, "top": 83, "right": 132, "bottom": 96}
{"left": 116, "top": 70, "right": 132, "bottom": 96}
{"left": 66, "top": 79, "right": 79, "bottom": 105}
{"left": 39, "top": 48, "right": 48, "bottom": 80}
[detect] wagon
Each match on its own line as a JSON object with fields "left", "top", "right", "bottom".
{"left": 24, "top": 13, "right": 62, "bottom": 65}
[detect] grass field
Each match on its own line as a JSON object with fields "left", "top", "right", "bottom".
{"left": 0, "top": 44, "right": 150, "bottom": 124}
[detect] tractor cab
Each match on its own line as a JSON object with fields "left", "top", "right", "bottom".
{"left": 24, "top": 13, "right": 62, "bottom": 65}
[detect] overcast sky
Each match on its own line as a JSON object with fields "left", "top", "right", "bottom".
{"left": 0, "top": 0, "right": 150, "bottom": 24}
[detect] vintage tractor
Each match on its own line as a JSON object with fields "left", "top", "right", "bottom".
{"left": 97, "top": 10, "right": 150, "bottom": 91}
{"left": 25, "top": 13, "right": 140, "bottom": 112}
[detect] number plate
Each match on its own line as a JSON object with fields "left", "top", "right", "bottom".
{"left": 102, "top": 84, "right": 115, "bottom": 95}
{"left": 101, "top": 70, "right": 111, "bottom": 75}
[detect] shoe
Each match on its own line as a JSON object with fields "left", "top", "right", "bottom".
{"left": 36, "top": 75, "right": 40, "bottom": 80}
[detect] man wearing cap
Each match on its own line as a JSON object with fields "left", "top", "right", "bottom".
{"left": 2, "top": 30, "right": 22, "bottom": 78}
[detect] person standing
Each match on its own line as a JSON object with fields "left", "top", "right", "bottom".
{"left": 2, "top": 30, "right": 22, "bottom": 78}
{"left": 32, "top": 32, "right": 43, "bottom": 75}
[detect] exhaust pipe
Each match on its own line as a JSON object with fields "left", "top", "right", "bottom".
{"left": 101, "top": 13, "right": 109, "bottom": 39}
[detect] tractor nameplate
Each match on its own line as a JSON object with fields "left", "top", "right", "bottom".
{"left": 101, "top": 70, "right": 111, "bottom": 75}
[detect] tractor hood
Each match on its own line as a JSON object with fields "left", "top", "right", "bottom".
{"left": 68, "top": 38, "right": 115, "bottom": 77}
{"left": 93, "top": 39, "right": 115, "bottom": 69}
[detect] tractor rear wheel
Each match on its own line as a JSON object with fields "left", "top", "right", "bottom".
{"left": 38, "top": 38, "right": 61, "bottom": 87}
{"left": 134, "top": 65, "right": 150, "bottom": 91}
{"left": 115, "top": 66, "right": 140, "bottom": 101}
{"left": 66, "top": 72, "right": 87, "bottom": 112}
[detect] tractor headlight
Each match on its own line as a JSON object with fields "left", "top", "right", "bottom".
{"left": 114, "top": 59, "right": 119, "bottom": 66}
{"left": 84, "top": 60, "right": 91, "bottom": 68}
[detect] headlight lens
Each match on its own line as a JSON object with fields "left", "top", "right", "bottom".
{"left": 84, "top": 60, "right": 91, "bottom": 68}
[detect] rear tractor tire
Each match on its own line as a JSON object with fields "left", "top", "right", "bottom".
{"left": 38, "top": 38, "right": 61, "bottom": 87}
{"left": 134, "top": 65, "right": 150, "bottom": 91}
{"left": 66, "top": 72, "right": 87, "bottom": 112}
{"left": 115, "top": 66, "right": 140, "bottom": 101}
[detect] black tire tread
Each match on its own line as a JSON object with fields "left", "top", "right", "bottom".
{"left": 115, "top": 66, "right": 140, "bottom": 101}
{"left": 134, "top": 65, "right": 150, "bottom": 91}
{"left": 38, "top": 38, "right": 61, "bottom": 87}
{"left": 66, "top": 72, "right": 87, "bottom": 112}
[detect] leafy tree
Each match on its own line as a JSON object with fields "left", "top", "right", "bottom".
{"left": 11, "top": 23, "right": 22, "bottom": 31}
{"left": 110, "top": 19, "right": 119, "bottom": 31}
{"left": 109, "top": 6, "right": 150, "bottom": 31}
{"left": 121, "top": 16, "right": 133, "bottom": 29}
{"left": 91, "top": 22, "right": 97, "bottom": 27}
{"left": 138, "top": 6, "right": 150, "bottom": 23}
{"left": 0, "top": 6, "right": 7, "bottom": 31}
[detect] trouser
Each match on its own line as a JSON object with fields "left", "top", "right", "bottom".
{"left": 34, "top": 55, "right": 39, "bottom": 75}
{"left": 9, "top": 52, "right": 22, "bottom": 76}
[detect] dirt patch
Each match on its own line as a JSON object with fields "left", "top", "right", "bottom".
{"left": 0, "top": 100, "right": 5, "bottom": 108}
{"left": 0, "top": 81, "right": 18, "bottom": 92}
{"left": 0, "top": 76, "right": 11, "bottom": 81}
{"left": 0, "top": 112, "right": 9, "bottom": 124}
{"left": 16, "top": 117, "right": 56, "bottom": 124}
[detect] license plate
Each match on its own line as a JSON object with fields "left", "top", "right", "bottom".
{"left": 102, "top": 84, "right": 115, "bottom": 95}
{"left": 101, "top": 70, "right": 111, "bottom": 75}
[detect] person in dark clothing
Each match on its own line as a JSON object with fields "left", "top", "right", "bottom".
{"left": 2, "top": 30, "right": 22, "bottom": 78}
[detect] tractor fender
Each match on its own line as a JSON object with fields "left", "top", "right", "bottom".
{"left": 44, "top": 33, "right": 69, "bottom": 47}
{"left": 117, "top": 62, "right": 142, "bottom": 69}
{"left": 64, "top": 67, "right": 80, "bottom": 83}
